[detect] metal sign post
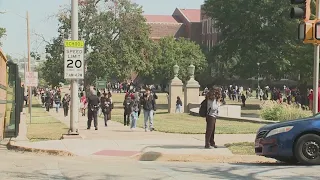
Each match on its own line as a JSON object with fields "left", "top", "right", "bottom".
{"left": 64, "top": 0, "right": 83, "bottom": 135}
{"left": 313, "top": 0, "right": 320, "bottom": 115}
{"left": 25, "top": 71, "right": 38, "bottom": 123}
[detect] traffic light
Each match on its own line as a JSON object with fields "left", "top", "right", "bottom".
{"left": 290, "top": 0, "right": 311, "bottom": 20}
{"left": 298, "top": 21, "right": 314, "bottom": 42}
{"left": 290, "top": 0, "right": 314, "bottom": 43}
{"left": 315, "top": 21, "right": 320, "bottom": 40}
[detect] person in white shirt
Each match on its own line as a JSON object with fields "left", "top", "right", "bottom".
{"left": 205, "top": 87, "right": 221, "bottom": 149}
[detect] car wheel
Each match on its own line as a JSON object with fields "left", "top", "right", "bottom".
{"left": 275, "top": 157, "right": 298, "bottom": 164}
{"left": 294, "top": 134, "right": 320, "bottom": 165}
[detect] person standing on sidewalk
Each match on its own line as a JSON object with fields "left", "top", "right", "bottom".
{"left": 62, "top": 94, "right": 70, "bottom": 117}
{"left": 130, "top": 93, "right": 140, "bottom": 131}
{"left": 54, "top": 92, "right": 61, "bottom": 113}
{"left": 205, "top": 87, "right": 221, "bottom": 149}
{"left": 123, "top": 95, "right": 133, "bottom": 126}
{"left": 45, "top": 91, "right": 51, "bottom": 112}
{"left": 141, "top": 88, "right": 156, "bottom": 132}
{"left": 80, "top": 93, "right": 87, "bottom": 116}
{"left": 87, "top": 90, "right": 100, "bottom": 130}
{"left": 101, "top": 93, "right": 112, "bottom": 127}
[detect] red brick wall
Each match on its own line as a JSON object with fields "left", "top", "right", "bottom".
{"left": 0, "top": 49, "right": 7, "bottom": 140}
{"left": 148, "top": 23, "right": 187, "bottom": 39}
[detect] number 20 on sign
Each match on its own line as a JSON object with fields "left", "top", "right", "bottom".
{"left": 64, "top": 40, "right": 85, "bottom": 79}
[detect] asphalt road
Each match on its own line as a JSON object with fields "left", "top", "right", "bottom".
{"left": 0, "top": 147, "right": 319, "bottom": 180}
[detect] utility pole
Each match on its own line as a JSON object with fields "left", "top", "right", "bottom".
{"left": 313, "top": 0, "right": 320, "bottom": 115}
{"left": 27, "top": 11, "right": 32, "bottom": 117}
{"left": 290, "top": 0, "right": 319, "bottom": 115}
{"left": 69, "top": 0, "right": 79, "bottom": 134}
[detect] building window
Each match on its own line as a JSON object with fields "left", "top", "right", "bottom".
{"left": 207, "top": 19, "right": 210, "bottom": 34}
{"left": 202, "top": 20, "right": 205, "bottom": 34}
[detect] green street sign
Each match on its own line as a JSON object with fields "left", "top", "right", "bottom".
{"left": 96, "top": 81, "right": 106, "bottom": 89}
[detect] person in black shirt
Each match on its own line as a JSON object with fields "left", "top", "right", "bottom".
{"left": 123, "top": 95, "right": 132, "bottom": 126}
{"left": 141, "top": 88, "right": 156, "bottom": 132}
{"left": 101, "top": 93, "right": 112, "bottom": 127}
{"left": 62, "top": 94, "right": 70, "bottom": 117}
{"left": 87, "top": 90, "right": 100, "bottom": 130}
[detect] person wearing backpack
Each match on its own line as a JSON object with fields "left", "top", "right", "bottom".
{"left": 202, "top": 87, "right": 221, "bottom": 149}
{"left": 123, "top": 95, "right": 133, "bottom": 126}
{"left": 130, "top": 93, "right": 140, "bottom": 130}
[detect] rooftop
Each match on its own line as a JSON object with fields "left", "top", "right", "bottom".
{"left": 144, "top": 15, "right": 179, "bottom": 23}
{"left": 179, "top": 9, "right": 201, "bottom": 22}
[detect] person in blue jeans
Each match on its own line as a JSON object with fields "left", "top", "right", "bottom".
{"left": 141, "top": 88, "right": 156, "bottom": 132}
{"left": 130, "top": 94, "right": 140, "bottom": 130}
{"left": 175, "top": 96, "right": 182, "bottom": 113}
{"left": 54, "top": 92, "right": 61, "bottom": 113}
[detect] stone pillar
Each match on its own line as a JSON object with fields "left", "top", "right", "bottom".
{"left": 168, "top": 65, "right": 183, "bottom": 113}
{"left": 184, "top": 64, "right": 200, "bottom": 113}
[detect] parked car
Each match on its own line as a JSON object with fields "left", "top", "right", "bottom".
{"left": 255, "top": 114, "right": 320, "bottom": 165}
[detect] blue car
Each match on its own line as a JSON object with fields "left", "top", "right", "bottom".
{"left": 255, "top": 114, "right": 320, "bottom": 165}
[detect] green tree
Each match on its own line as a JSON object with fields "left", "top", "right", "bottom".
{"left": 203, "top": 0, "right": 313, "bottom": 83}
{"left": 42, "top": 0, "right": 153, "bottom": 87}
{"left": 149, "top": 37, "right": 206, "bottom": 85}
{"left": 0, "top": 27, "right": 6, "bottom": 46}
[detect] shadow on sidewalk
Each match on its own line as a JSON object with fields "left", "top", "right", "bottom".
{"left": 139, "top": 151, "right": 162, "bottom": 161}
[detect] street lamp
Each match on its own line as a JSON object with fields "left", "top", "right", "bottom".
{"left": 257, "top": 62, "right": 260, "bottom": 89}
{"left": 0, "top": 10, "right": 31, "bottom": 114}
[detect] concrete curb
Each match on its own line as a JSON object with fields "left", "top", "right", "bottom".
{"left": 133, "top": 152, "right": 277, "bottom": 163}
{"left": 7, "top": 140, "right": 75, "bottom": 157}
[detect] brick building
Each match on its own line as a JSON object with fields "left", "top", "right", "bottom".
{"left": 200, "top": 5, "right": 221, "bottom": 51}
{"left": 144, "top": 6, "right": 220, "bottom": 50}
{"left": 144, "top": 8, "right": 202, "bottom": 44}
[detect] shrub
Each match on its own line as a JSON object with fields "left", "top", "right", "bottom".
{"left": 260, "top": 101, "right": 312, "bottom": 121}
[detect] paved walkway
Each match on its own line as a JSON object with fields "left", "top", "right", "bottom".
{"left": 10, "top": 100, "right": 261, "bottom": 161}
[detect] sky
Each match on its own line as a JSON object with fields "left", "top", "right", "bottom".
{"left": 0, "top": 0, "right": 204, "bottom": 59}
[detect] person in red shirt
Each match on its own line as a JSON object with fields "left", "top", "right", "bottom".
{"left": 309, "top": 83, "right": 320, "bottom": 113}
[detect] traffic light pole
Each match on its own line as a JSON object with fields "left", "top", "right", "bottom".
{"left": 313, "top": 0, "right": 320, "bottom": 115}
{"left": 69, "top": 0, "right": 79, "bottom": 134}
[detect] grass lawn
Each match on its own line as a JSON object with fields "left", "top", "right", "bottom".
{"left": 26, "top": 103, "right": 68, "bottom": 142}
{"left": 108, "top": 93, "right": 265, "bottom": 134}
{"left": 225, "top": 142, "right": 255, "bottom": 155}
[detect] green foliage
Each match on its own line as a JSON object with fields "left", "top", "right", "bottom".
{"left": 0, "top": 27, "right": 6, "bottom": 46}
{"left": 42, "top": 0, "right": 153, "bottom": 86}
{"left": 150, "top": 37, "right": 206, "bottom": 84}
{"left": 260, "top": 101, "right": 312, "bottom": 121}
{"left": 203, "top": 0, "right": 313, "bottom": 82}
{"left": 30, "top": 52, "right": 41, "bottom": 61}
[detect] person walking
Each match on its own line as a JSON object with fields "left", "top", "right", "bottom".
{"left": 205, "top": 87, "right": 221, "bottom": 149}
{"left": 123, "top": 95, "right": 132, "bottom": 126}
{"left": 141, "top": 88, "right": 156, "bottom": 132}
{"left": 101, "top": 93, "right": 112, "bottom": 127}
{"left": 87, "top": 90, "right": 100, "bottom": 130}
{"left": 54, "top": 92, "right": 61, "bottom": 113}
{"left": 130, "top": 93, "right": 140, "bottom": 130}
{"left": 62, "top": 94, "right": 70, "bottom": 117}
{"left": 80, "top": 93, "right": 87, "bottom": 116}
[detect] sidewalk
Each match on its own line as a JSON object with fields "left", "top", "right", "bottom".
{"left": 8, "top": 105, "right": 274, "bottom": 162}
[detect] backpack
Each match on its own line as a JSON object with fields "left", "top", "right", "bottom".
{"left": 131, "top": 100, "right": 139, "bottom": 112}
{"left": 199, "top": 99, "right": 208, "bottom": 117}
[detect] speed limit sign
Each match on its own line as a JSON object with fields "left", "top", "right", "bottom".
{"left": 64, "top": 40, "right": 85, "bottom": 79}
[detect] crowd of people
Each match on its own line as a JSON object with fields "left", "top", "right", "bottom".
{"left": 81, "top": 86, "right": 158, "bottom": 132}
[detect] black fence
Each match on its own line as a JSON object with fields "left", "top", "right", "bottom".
{"left": 4, "top": 61, "right": 23, "bottom": 138}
